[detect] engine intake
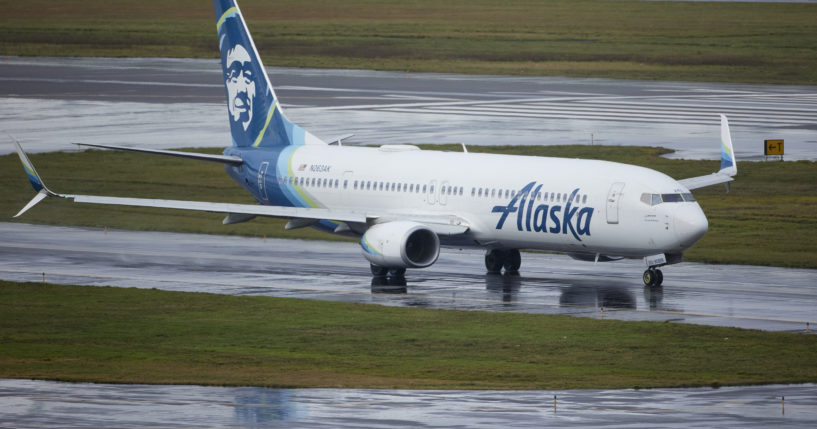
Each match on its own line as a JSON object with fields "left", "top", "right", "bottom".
{"left": 360, "top": 221, "right": 440, "bottom": 269}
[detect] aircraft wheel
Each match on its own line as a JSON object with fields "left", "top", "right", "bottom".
{"left": 371, "top": 264, "right": 389, "bottom": 277}
{"left": 503, "top": 249, "right": 521, "bottom": 272}
{"left": 389, "top": 268, "right": 406, "bottom": 277}
{"left": 485, "top": 249, "right": 506, "bottom": 274}
{"left": 642, "top": 269, "right": 656, "bottom": 287}
{"left": 643, "top": 269, "right": 663, "bottom": 287}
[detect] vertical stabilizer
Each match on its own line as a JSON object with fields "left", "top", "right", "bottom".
{"left": 214, "top": 0, "right": 324, "bottom": 148}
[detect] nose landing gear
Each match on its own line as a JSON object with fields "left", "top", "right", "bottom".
{"left": 643, "top": 268, "right": 663, "bottom": 287}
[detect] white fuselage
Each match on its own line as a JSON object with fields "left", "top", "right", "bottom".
{"left": 256, "top": 144, "right": 708, "bottom": 260}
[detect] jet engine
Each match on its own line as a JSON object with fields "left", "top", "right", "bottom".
{"left": 360, "top": 221, "right": 440, "bottom": 269}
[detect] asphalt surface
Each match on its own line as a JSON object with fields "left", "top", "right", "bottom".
{"left": 2, "top": 56, "right": 816, "bottom": 427}
{"left": 1, "top": 379, "right": 815, "bottom": 429}
{"left": 1, "top": 56, "right": 815, "bottom": 159}
{"left": 2, "top": 223, "right": 815, "bottom": 332}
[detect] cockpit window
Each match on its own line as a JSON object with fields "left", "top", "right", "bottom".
{"left": 661, "top": 193, "right": 684, "bottom": 203}
{"left": 641, "top": 192, "right": 693, "bottom": 206}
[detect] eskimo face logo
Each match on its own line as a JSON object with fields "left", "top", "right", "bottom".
{"left": 225, "top": 44, "right": 256, "bottom": 131}
{"left": 492, "top": 181, "right": 594, "bottom": 241}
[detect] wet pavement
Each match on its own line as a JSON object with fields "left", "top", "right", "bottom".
{"left": 0, "top": 379, "right": 814, "bottom": 428}
{"left": 2, "top": 56, "right": 816, "bottom": 427}
{"left": 1, "top": 223, "right": 815, "bottom": 332}
{"left": 1, "top": 56, "right": 815, "bottom": 160}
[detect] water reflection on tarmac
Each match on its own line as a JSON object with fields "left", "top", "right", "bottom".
{"left": 1, "top": 223, "right": 815, "bottom": 332}
{"left": 1, "top": 379, "right": 815, "bottom": 428}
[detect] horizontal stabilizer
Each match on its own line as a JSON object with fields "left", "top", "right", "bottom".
{"left": 77, "top": 143, "right": 243, "bottom": 165}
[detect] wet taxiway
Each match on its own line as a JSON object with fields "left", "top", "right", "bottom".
{"left": 1, "top": 379, "right": 815, "bottom": 428}
{"left": 1, "top": 56, "right": 815, "bottom": 160}
{"left": 1, "top": 222, "right": 815, "bottom": 332}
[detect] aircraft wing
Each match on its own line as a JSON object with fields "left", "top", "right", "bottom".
{"left": 76, "top": 143, "right": 244, "bottom": 165}
{"left": 678, "top": 114, "right": 738, "bottom": 191}
{"left": 678, "top": 172, "right": 734, "bottom": 190}
{"left": 13, "top": 140, "right": 468, "bottom": 235}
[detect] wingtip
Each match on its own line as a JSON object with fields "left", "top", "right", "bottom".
{"left": 718, "top": 114, "right": 737, "bottom": 177}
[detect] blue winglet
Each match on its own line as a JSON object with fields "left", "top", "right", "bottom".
{"left": 12, "top": 139, "right": 58, "bottom": 217}
{"left": 719, "top": 114, "right": 737, "bottom": 177}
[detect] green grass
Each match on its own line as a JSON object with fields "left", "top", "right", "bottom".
{"left": 1, "top": 0, "right": 816, "bottom": 84}
{"left": 1, "top": 281, "right": 814, "bottom": 389}
{"left": 3, "top": 145, "right": 816, "bottom": 269}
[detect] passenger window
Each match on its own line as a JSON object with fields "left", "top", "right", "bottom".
{"left": 478, "top": 188, "right": 483, "bottom": 197}
{"left": 424, "top": 185, "right": 428, "bottom": 193}
{"left": 582, "top": 195, "right": 587, "bottom": 204}
{"left": 471, "top": 188, "right": 476, "bottom": 197}
{"left": 343, "top": 179, "right": 348, "bottom": 189}
{"left": 353, "top": 180, "right": 358, "bottom": 190}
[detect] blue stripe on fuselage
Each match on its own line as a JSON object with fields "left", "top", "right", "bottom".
{"left": 224, "top": 146, "right": 321, "bottom": 209}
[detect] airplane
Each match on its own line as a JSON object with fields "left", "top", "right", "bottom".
{"left": 13, "top": 0, "right": 738, "bottom": 287}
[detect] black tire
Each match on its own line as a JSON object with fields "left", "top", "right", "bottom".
{"left": 485, "top": 249, "right": 505, "bottom": 273}
{"left": 389, "top": 268, "right": 406, "bottom": 277}
{"left": 370, "top": 264, "right": 389, "bottom": 277}
{"left": 503, "top": 249, "right": 521, "bottom": 272}
{"left": 655, "top": 269, "right": 664, "bottom": 286}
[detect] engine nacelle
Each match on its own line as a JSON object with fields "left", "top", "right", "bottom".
{"left": 360, "top": 221, "right": 440, "bottom": 269}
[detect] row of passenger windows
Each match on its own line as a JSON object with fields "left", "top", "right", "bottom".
{"left": 275, "top": 175, "right": 588, "bottom": 204}
{"left": 640, "top": 192, "right": 696, "bottom": 206}
{"left": 473, "top": 188, "right": 588, "bottom": 204}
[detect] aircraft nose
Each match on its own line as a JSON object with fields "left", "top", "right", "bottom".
{"left": 674, "top": 204, "right": 709, "bottom": 248}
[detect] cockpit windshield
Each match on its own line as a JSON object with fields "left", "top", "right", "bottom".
{"left": 640, "top": 192, "right": 695, "bottom": 206}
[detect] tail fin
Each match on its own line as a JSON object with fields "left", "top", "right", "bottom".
{"left": 214, "top": 0, "right": 324, "bottom": 148}
{"left": 719, "top": 114, "right": 737, "bottom": 177}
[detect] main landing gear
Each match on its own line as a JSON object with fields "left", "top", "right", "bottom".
{"left": 642, "top": 268, "right": 663, "bottom": 287}
{"left": 370, "top": 264, "right": 406, "bottom": 278}
{"left": 485, "top": 249, "right": 521, "bottom": 274}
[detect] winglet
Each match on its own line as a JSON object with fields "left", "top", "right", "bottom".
{"left": 12, "top": 138, "right": 59, "bottom": 217}
{"left": 719, "top": 114, "right": 737, "bottom": 177}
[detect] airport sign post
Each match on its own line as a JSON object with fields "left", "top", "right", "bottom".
{"left": 764, "top": 139, "right": 784, "bottom": 161}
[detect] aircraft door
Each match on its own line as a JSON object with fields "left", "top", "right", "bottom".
{"left": 606, "top": 182, "right": 625, "bottom": 224}
{"left": 257, "top": 161, "right": 270, "bottom": 202}
{"left": 342, "top": 171, "right": 354, "bottom": 205}
{"left": 439, "top": 180, "right": 450, "bottom": 206}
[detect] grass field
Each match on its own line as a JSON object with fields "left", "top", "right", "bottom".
{"left": 1, "top": 281, "right": 814, "bottom": 389}
{"left": 1, "top": 0, "right": 815, "bottom": 84}
{"left": 3, "top": 145, "right": 816, "bottom": 269}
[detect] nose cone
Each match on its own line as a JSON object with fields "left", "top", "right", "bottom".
{"left": 674, "top": 204, "right": 709, "bottom": 249}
